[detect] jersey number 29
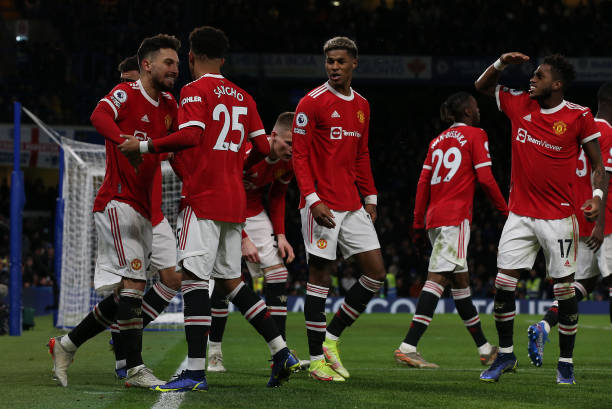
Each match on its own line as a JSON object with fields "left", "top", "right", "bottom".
{"left": 431, "top": 147, "right": 461, "bottom": 185}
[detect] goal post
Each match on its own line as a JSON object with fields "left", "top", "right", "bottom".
{"left": 56, "top": 137, "right": 185, "bottom": 329}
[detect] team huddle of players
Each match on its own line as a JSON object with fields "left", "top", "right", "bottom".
{"left": 47, "top": 25, "right": 610, "bottom": 391}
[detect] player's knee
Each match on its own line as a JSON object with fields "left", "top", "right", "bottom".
{"left": 160, "top": 270, "right": 181, "bottom": 291}
{"left": 365, "top": 269, "right": 386, "bottom": 282}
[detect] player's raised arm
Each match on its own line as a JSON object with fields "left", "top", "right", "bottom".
{"left": 474, "top": 52, "right": 530, "bottom": 97}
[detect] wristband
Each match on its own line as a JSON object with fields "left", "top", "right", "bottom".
{"left": 593, "top": 189, "right": 604, "bottom": 200}
{"left": 364, "top": 195, "right": 377, "bottom": 205}
{"left": 493, "top": 58, "right": 507, "bottom": 71}
{"left": 139, "top": 140, "right": 150, "bottom": 153}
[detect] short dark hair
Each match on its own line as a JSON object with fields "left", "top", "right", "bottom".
{"left": 189, "top": 26, "right": 229, "bottom": 59}
{"left": 597, "top": 82, "right": 612, "bottom": 103}
{"left": 440, "top": 91, "right": 472, "bottom": 123}
{"left": 137, "top": 34, "right": 181, "bottom": 67}
{"left": 273, "top": 112, "right": 295, "bottom": 131}
{"left": 323, "top": 36, "right": 358, "bottom": 58}
{"left": 118, "top": 55, "right": 139, "bottom": 73}
{"left": 542, "top": 54, "right": 575, "bottom": 90}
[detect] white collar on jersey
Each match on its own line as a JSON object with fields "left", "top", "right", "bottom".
{"left": 595, "top": 117, "right": 612, "bottom": 128}
{"left": 540, "top": 100, "right": 566, "bottom": 114}
{"left": 197, "top": 73, "right": 224, "bottom": 79}
{"left": 450, "top": 122, "right": 468, "bottom": 128}
{"left": 325, "top": 81, "right": 354, "bottom": 101}
{"left": 137, "top": 79, "right": 159, "bottom": 107}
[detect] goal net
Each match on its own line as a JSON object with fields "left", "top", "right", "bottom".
{"left": 57, "top": 137, "right": 184, "bottom": 329}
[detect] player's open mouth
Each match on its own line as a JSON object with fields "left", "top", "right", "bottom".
{"left": 330, "top": 73, "right": 341, "bottom": 81}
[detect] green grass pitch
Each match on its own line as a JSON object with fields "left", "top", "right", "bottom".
{"left": 1, "top": 312, "right": 610, "bottom": 408}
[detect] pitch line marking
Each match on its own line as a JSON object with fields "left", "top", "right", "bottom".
{"left": 151, "top": 356, "right": 188, "bottom": 409}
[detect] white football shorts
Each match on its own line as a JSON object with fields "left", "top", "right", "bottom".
{"left": 300, "top": 206, "right": 380, "bottom": 261}
{"left": 497, "top": 212, "right": 579, "bottom": 279}
{"left": 176, "top": 206, "right": 242, "bottom": 280}
{"left": 244, "top": 210, "right": 284, "bottom": 278}
{"left": 93, "top": 200, "right": 152, "bottom": 293}
{"left": 427, "top": 219, "right": 470, "bottom": 273}
{"left": 575, "top": 234, "right": 612, "bottom": 280}
{"left": 150, "top": 217, "right": 177, "bottom": 272}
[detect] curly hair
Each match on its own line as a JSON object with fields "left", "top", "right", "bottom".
{"left": 189, "top": 26, "right": 229, "bottom": 59}
{"left": 440, "top": 91, "right": 472, "bottom": 123}
{"left": 543, "top": 54, "right": 576, "bottom": 90}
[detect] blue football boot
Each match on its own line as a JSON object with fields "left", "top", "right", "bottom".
{"left": 151, "top": 370, "right": 208, "bottom": 392}
{"left": 479, "top": 352, "right": 518, "bottom": 382}
{"left": 267, "top": 348, "right": 300, "bottom": 387}
{"left": 556, "top": 362, "right": 576, "bottom": 385}
{"left": 527, "top": 322, "right": 549, "bottom": 367}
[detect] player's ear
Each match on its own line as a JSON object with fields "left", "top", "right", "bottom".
{"left": 352, "top": 57, "right": 358, "bottom": 70}
{"left": 220, "top": 57, "right": 225, "bottom": 68}
{"left": 552, "top": 79, "right": 563, "bottom": 92}
{"left": 188, "top": 51, "right": 194, "bottom": 65}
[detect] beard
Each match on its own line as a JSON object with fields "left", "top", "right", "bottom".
{"left": 152, "top": 74, "right": 175, "bottom": 92}
{"left": 531, "top": 86, "right": 552, "bottom": 101}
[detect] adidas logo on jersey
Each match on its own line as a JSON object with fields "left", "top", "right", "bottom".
{"left": 523, "top": 114, "right": 532, "bottom": 122}
{"left": 331, "top": 110, "right": 341, "bottom": 118}
{"left": 141, "top": 114, "right": 150, "bottom": 123}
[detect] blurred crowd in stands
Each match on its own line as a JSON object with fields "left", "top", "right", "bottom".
{"left": 1, "top": 0, "right": 610, "bottom": 302}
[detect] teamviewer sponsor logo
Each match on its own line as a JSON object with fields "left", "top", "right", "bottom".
{"left": 330, "top": 127, "right": 343, "bottom": 139}
{"left": 516, "top": 127, "right": 562, "bottom": 151}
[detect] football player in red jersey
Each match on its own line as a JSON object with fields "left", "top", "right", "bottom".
{"left": 394, "top": 92, "right": 508, "bottom": 369}
{"left": 527, "top": 82, "right": 612, "bottom": 367}
{"left": 207, "top": 112, "right": 303, "bottom": 372}
{"left": 120, "top": 26, "right": 299, "bottom": 390}
{"left": 106, "top": 55, "right": 182, "bottom": 381}
{"left": 292, "top": 37, "right": 386, "bottom": 382}
{"left": 475, "top": 53, "right": 606, "bottom": 384}
{"left": 48, "top": 34, "right": 181, "bottom": 388}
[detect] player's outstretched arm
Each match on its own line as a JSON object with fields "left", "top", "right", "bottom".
{"left": 476, "top": 166, "right": 509, "bottom": 216}
{"left": 474, "top": 52, "right": 530, "bottom": 97}
{"left": 581, "top": 139, "right": 607, "bottom": 222}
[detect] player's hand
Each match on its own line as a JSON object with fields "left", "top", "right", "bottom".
{"left": 311, "top": 202, "right": 336, "bottom": 229}
{"left": 276, "top": 234, "right": 295, "bottom": 263}
{"left": 586, "top": 224, "right": 604, "bottom": 251}
{"left": 365, "top": 204, "right": 377, "bottom": 223}
{"left": 500, "top": 52, "right": 530, "bottom": 65}
{"left": 581, "top": 197, "right": 601, "bottom": 222}
{"left": 118, "top": 134, "right": 141, "bottom": 153}
{"left": 241, "top": 237, "right": 260, "bottom": 263}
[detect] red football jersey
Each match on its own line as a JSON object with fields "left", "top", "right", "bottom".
{"left": 496, "top": 85, "right": 600, "bottom": 219}
{"left": 172, "top": 74, "right": 266, "bottom": 223}
{"left": 292, "top": 82, "right": 377, "bottom": 211}
{"left": 574, "top": 118, "right": 612, "bottom": 236}
{"left": 416, "top": 124, "right": 493, "bottom": 228}
{"left": 243, "top": 142, "right": 293, "bottom": 234}
{"left": 92, "top": 80, "right": 177, "bottom": 220}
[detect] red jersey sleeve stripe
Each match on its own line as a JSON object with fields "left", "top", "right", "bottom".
{"left": 178, "top": 120, "right": 205, "bottom": 130}
{"left": 495, "top": 85, "right": 502, "bottom": 112}
{"left": 474, "top": 161, "right": 492, "bottom": 169}
{"left": 101, "top": 98, "right": 118, "bottom": 119}
{"left": 581, "top": 132, "right": 601, "bottom": 144}
{"left": 423, "top": 165, "right": 432, "bottom": 170}
{"left": 248, "top": 129, "right": 265, "bottom": 138}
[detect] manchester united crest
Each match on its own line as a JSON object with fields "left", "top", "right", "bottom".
{"left": 316, "top": 239, "right": 327, "bottom": 249}
{"left": 357, "top": 110, "right": 365, "bottom": 124}
{"left": 552, "top": 121, "right": 567, "bottom": 135}
{"left": 165, "top": 115, "right": 173, "bottom": 131}
{"left": 131, "top": 259, "right": 142, "bottom": 271}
